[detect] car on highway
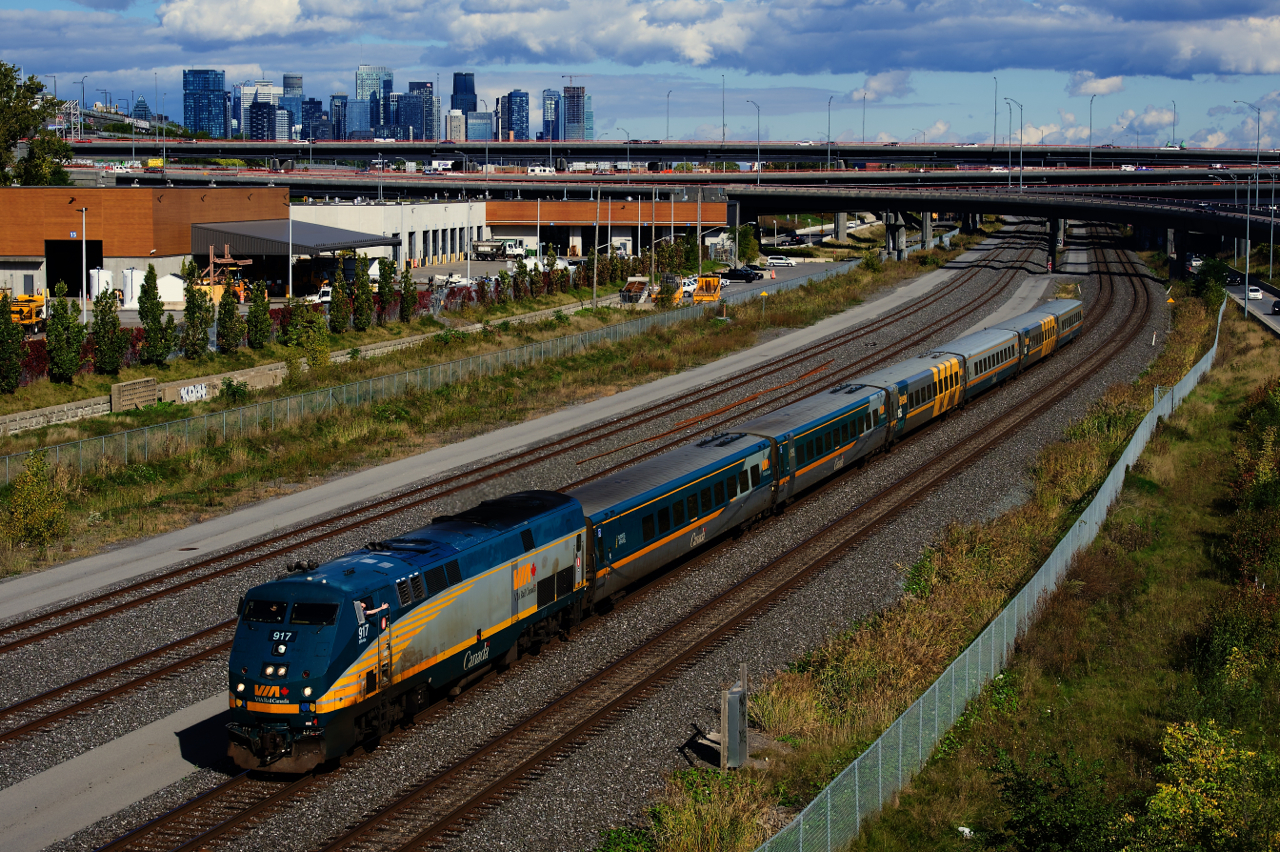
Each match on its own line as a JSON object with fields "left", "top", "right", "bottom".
{"left": 767, "top": 255, "right": 796, "bottom": 267}
{"left": 1188, "top": 256, "right": 1204, "bottom": 269}
{"left": 721, "top": 267, "right": 764, "bottom": 283}
{"left": 797, "top": 140, "right": 815, "bottom": 146}
{"left": 1248, "top": 286, "right": 1264, "bottom": 300}
{"left": 1120, "top": 164, "right": 1137, "bottom": 172}
{"left": 991, "top": 166, "right": 1007, "bottom": 172}
{"left": 1272, "top": 300, "right": 1280, "bottom": 315}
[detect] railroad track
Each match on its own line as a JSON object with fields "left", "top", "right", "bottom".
{"left": 91, "top": 230, "right": 1140, "bottom": 852}
{"left": 0, "top": 232, "right": 1046, "bottom": 745}
{"left": 0, "top": 227, "right": 1042, "bottom": 658}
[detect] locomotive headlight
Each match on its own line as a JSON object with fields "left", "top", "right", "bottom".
{"left": 276, "top": 644, "right": 287, "bottom": 655}
{"left": 236, "top": 683, "right": 245, "bottom": 693}
{"left": 303, "top": 687, "right": 313, "bottom": 697}
{"left": 264, "top": 665, "right": 275, "bottom": 676}
{"left": 277, "top": 665, "right": 288, "bottom": 677}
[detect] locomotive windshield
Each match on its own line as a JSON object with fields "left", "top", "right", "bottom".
{"left": 242, "top": 599, "right": 287, "bottom": 623}
{"left": 289, "top": 602, "right": 340, "bottom": 625}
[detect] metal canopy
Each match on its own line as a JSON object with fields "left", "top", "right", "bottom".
{"left": 191, "top": 219, "right": 399, "bottom": 256}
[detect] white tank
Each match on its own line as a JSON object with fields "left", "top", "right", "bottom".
{"left": 119, "top": 268, "right": 143, "bottom": 310}
{"left": 89, "top": 268, "right": 114, "bottom": 301}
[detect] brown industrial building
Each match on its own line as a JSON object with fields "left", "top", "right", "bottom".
{"left": 0, "top": 187, "right": 286, "bottom": 297}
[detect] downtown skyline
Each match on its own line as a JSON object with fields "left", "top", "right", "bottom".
{"left": 8, "top": 0, "right": 1280, "bottom": 151}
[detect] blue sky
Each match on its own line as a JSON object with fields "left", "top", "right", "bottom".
{"left": 8, "top": 0, "right": 1280, "bottom": 150}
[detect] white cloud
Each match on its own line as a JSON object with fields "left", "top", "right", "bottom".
{"left": 159, "top": 0, "right": 306, "bottom": 41}
{"left": 1066, "top": 71, "right": 1125, "bottom": 97}
{"left": 850, "top": 71, "right": 914, "bottom": 103}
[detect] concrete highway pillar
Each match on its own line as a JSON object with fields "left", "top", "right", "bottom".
{"left": 894, "top": 213, "right": 907, "bottom": 261}
{"left": 922, "top": 213, "right": 933, "bottom": 248}
{"left": 835, "top": 211, "right": 848, "bottom": 243}
{"left": 881, "top": 212, "right": 893, "bottom": 251}
{"left": 1053, "top": 218, "right": 1065, "bottom": 248}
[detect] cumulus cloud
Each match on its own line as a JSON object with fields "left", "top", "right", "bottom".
{"left": 1067, "top": 71, "right": 1125, "bottom": 97}
{"left": 850, "top": 71, "right": 914, "bottom": 103}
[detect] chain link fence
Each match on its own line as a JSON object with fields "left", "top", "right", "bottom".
{"left": 756, "top": 296, "right": 1229, "bottom": 852}
{"left": 0, "top": 257, "right": 873, "bottom": 485}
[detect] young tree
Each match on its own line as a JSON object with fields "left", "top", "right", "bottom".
{"left": 329, "top": 268, "right": 351, "bottom": 333}
{"left": 398, "top": 264, "right": 415, "bottom": 323}
{"left": 246, "top": 280, "right": 271, "bottom": 348}
{"left": 376, "top": 258, "right": 395, "bottom": 325}
{"left": 4, "top": 451, "right": 66, "bottom": 547}
{"left": 352, "top": 255, "right": 374, "bottom": 332}
{"left": 215, "top": 284, "right": 246, "bottom": 354}
{"left": 179, "top": 278, "right": 215, "bottom": 359}
{"left": 0, "top": 294, "right": 21, "bottom": 393}
{"left": 45, "top": 281, "right": 86, "bottom": 384}
{"left": 137, "top": 263, "right": 175, "bottom": 366}
{"left": 91, "top": 287, "right": 129, "bottom": 374}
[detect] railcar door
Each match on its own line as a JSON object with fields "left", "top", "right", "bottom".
{"left": 369, "top": 587, "right": 395, "bottom": 695}
{"left": 778, "top": 434, "right": 796, "bottom": 502}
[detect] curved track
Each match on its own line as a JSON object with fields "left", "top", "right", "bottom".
{"left": 90, "top": 230, "right": 1150, "bottom": 852}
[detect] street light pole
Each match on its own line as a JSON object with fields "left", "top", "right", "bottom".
{"left": 1237, "top": 99, "right": 1262, "bottom": 320}
{"left": 747, "top": 100, "right": 761, "bottom": 184}
{"left": 861, "top": 93, "right": 866, "bottom": 144}
{"left": 619, "top": 126, "right": 631, "bottom": 184}
{"left": 1089, "top": 93, "right": 1096, "bottom": 168}
{"left": 1005, "top": 101, "right": 1013, "bottom": 187}
{"left": 913, "top": 127, "right": 926, "bottom": 144}
{"left": 1171, "top": 99, "right": 1177, "bottom": 146}
{"left": 666, "top": 89, "right": 672, "bottom": 141}
{"left": 479, "top": 98, "right": 489, "bottom": 182}
{"left": 1004, "top": 97, "right": 1023, "bottom": 191}
{"left": 992, "top": 76, "right": 997, "bottom": 150}
{"left": 827, "top": 95, "right": 833, "bottom": 171}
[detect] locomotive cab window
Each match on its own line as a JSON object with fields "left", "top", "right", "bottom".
{"left": 243, "top": 600, "right": 288, "bottom": 623}
{"left": 290, "top": 602, "right": 340, "bottom": 625}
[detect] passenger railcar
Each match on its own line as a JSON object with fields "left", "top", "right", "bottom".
{"left": 734, "top": 383, "right": 888, "bottom": 501}
{"left": 567, "top": 434, "right": 775, "bottom": 596}
{"left": 228, "top": 297, "right": 1087, "bottom": 773}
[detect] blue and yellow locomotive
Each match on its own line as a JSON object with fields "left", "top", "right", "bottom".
{"left": 228, "top": 299, "right": 1083, "bottom": 772}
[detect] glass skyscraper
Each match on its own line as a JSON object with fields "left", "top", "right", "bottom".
{"left": 452, "top": 72, "right": 477, "bottom": 114}
{"left": 504, "top": 90, "right": 529, "bottom": 141}
{"left": 563, "top": 86, "right": 585, "bottom": 141}
{"left": 355, "top": 65, "right": 393, "bottom": 103}
{"left": 409, "top": 82, "right": 435, "bottom": 140}
{"left": 330, "top": 93, "right": 348, "bottom": 140}
{"left": 541, "top": 89, "right": 561, "bottom": 141}
{"left": 183, "top": 69, "right": 227, "bottom": 138}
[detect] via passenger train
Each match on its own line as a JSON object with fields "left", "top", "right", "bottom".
{"left": 227, "top": 299, "right": 1083, "bottom": 772}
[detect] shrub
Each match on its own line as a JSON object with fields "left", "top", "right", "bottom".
{"left": 137, "top": 263, "right": 174, "bottom": 366}
{"left": 861, "top": 251, "right": 883, "bottom": 273}
{"left": 246, "top": 281, "right": 271, "bottom": 349}
{"left": 0, "top": 294, "right": 22, "bottom": 393}
{"left": 219, "top": 376, "right": 251, "bottom": 404}
{"left": 5, "top": 451, "right": 67, "bottom": 546}
{"left": 45, "top": 280, "right": 86, "bottom": 384}
{"left": 214, "top": 284, "right": 246, "bottom": 354}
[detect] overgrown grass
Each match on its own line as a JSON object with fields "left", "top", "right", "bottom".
{"left": 616, "top": 251, "right": 1231, "bottom": 852}
{"left": 0, "top": 235, "right": 994, "bottom": 577}
{"left": 847, "top": 308, "right": 1280, "bottom": 852}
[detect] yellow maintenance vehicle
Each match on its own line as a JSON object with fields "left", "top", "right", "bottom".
{"left": 10, "top": 292, "right": 46, "bottom": 335}
{"left": 692, "top": 274, "right": 723, "bottom": 304}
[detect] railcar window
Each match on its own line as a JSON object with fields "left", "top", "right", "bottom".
{"left": 824, "top": 432, "right": 833, "bottom": 453}
{"left": 244, "top": 600, "right": 287, "bottom": 623}
{"left": 291, "top": 602, "right": 340, "bottom": 625}
{"left": 714, "top": 481, "right": 726, "bottom": 505}
{"left": 841, "top": 423, "right": 849, "bottom": 443}
{"left": 807, "top": 440, "right": 815, "bottom": 460}
{"left": 739, "top": 470, "right": 750, "bottom": 492}
{"left": 688, "top": 494, "right": 700, "bottom": 520}
{"left": 701, "top": 488, "right": 713, "bottom": 513}
{"left": 657, "top": 506, "right": 671, "bottom": 534}
{"left": 751, "top": 464, "right": 761, "bottom": 487}
{"left": 673, "top": 500, "right": 686, "bottom": 526}
{"left": 642, "top": 514, "right": 656, "bottom": 541}
{"left": 727, "top": 475, "right": 738, "bottom": 500}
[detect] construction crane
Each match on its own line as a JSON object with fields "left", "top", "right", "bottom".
{"left": 561, "top": 75, "right": 593, "bottom": 87}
